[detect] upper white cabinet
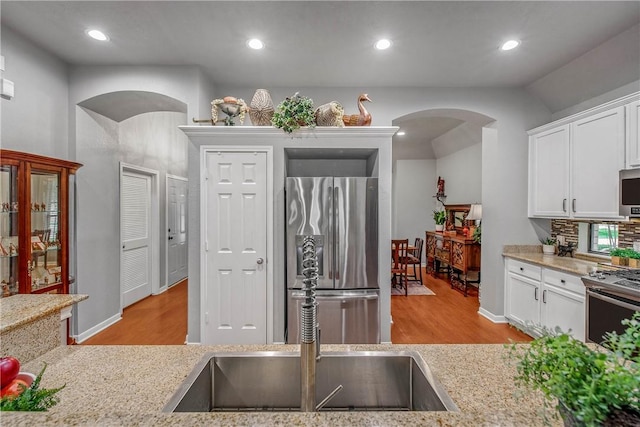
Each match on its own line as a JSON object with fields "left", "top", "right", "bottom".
{"left": 528, "top": 125, "right": 570, "bottom": 217}
{"left": 626, "top": 100, "right": 640, "bottom": 169}
{"left": 571, "top": 106, "right": 624, "bottom": 219}
{"left": 528, "top": 93, "right": 638, "bottom": 220}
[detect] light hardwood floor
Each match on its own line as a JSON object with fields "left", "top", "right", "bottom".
{"left": 81, "top": 270, "right": 531, "bottom": 345}
{"left": 391, "top": 268, "right": 532, "bottom": 344}
{"left": 81, "top": 279, "right": 188, "bottom": 345}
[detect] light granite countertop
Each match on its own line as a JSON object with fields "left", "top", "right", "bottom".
{"left": 2, "top": 343, "right": 561, "bottom": 426}
{"left": 0, "top": 294, "right": 89, "bottom": 333}
{"left": 503, "top": 250, "right": 601, "bottom": 276}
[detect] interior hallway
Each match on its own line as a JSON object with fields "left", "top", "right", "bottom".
{"left": 81, "top": 270, "right": 531, "bottom": 345}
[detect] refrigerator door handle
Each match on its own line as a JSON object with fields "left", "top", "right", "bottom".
{"left": 334, "top": 185, "right": 339, "bottom": 281}
{"left": 328, "top": 185, "right": 333, "bottom": 280}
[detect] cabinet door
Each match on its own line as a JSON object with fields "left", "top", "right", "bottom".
{"left": 571, "top": 106, "right": 625, "bottom": 219}
{"left": 505, "top": 272, "right": 541, "bottom": 326}
{"left": 528, "top": 126, "right": 570, "bottom": 217}
{"left": 540, "top": 284, "right": 585, "bottom": 341}
{"left": 626, "top": 100, "right": 640, "bottom": 169}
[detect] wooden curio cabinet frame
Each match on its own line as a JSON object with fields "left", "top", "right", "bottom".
{"left": 0, "top": 150, "right": 82, "bottom": 296}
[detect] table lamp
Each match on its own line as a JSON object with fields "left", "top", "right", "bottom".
{"left": 466, "top": 204, "right": 482, "bottom": 237}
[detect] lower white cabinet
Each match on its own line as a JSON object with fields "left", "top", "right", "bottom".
{"left": 505, "top": 259, "right": 585, "bottom": 341}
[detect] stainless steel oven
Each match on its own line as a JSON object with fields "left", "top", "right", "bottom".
{"left": 583, "top": 270, "right": 640, "bottom": 344}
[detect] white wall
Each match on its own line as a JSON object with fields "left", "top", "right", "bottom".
{"left": 436, "top": 143, "right": 482, "bottom": 206}
{"left": 392, "top": 159, "right": 436, "bottom": 263}
{"left": 1, "top": 27, "right": 69, "bottom": 158}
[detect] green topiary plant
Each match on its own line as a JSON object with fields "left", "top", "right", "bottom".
{"left": 433, "top": 210, "right": 446, "bottom": 225}
{"left": 271, "top": 92, "right": 316, "bottom": 134}
{"left": 506, "top": 312, "right": 640, "bottom": 426}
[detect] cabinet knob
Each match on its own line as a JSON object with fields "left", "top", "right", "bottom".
{"left": 560, "top": 279, "right": 565, "bottom": 284}
{"left": 520, "top": 267, "right": 524, "bottom": 271}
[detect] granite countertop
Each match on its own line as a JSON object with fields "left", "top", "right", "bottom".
{"left": 0, "top": 294, "right": 88, "bottom": 334}
{"left": 3, "top": 344, "right": 559, "bottom": 426}
{"left": 503, "top": 247, "right": 601, "bottom": 276}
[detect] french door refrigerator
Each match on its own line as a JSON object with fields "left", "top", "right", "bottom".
{"left": 286, "top": 176, "right": 379, "bottom": 344}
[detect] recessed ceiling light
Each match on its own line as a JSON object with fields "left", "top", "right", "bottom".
{"left": 247, "top": 38, "right": 264, "bottom": 50}
{"left": 500, "top": 40, "right": 520, "bottom": 51}
{"left": 396, "top": 131, "right": 406, "bottom": 136}
{"left": 375, "top": 39, "right": 392, "bottom": 50}
{"left": 86, "top": 29, "right": 109, "bottom": 41}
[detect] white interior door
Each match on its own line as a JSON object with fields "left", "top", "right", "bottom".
{"left": 167, "top": 175, "right": 188, "bottom": 286}
{"left": 121, "top": 170, "right": 152, "bottom": 307}
{"left": 203, "top": 151, "right": 268, "bottom": 344}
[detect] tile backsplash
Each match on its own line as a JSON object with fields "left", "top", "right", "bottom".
{"left": 551, "top": 219, "right": 640, "bottom": 249}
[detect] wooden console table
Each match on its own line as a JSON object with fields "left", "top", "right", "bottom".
{"left": 426, "top": 231, "right": 480, "bottom": 296}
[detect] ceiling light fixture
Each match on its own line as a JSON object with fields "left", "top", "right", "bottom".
{"left": 500, "top": 40, "right": 520, "bottom": 51}
{"left": 247, "top": 38, "right": 264, "bottom": 50}
{"left": 86, "top": 29, "right": 109, "bottom": 41}
{"left": 374, "top": 39, "right": 392, "bottom": 50}
{"left": 396, "top": 131, "right": 406, "bottom": 136}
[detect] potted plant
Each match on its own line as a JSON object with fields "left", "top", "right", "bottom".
{"left": 610, "top": 247, "right": 631, "bottom": 266}
{"left": 540, "top": 237, "right": 556, "bottom": 255}
{"left": 472, "top": 223, "right": 481, "bottom": 244}
{"left": 628, "top": 249, "right": 640, "bottom": 268}
{"left": 433, "top": 210, "right": 446, "bottom": 232}
{"left": 271, "top": 92, "right": 316, "bottom": 134}
{"left": 507, "top": 313, "right": 640, "bottom": 426}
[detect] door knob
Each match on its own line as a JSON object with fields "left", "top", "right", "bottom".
{"left": 257, "top": 258, "right": 264, "bottom": 265}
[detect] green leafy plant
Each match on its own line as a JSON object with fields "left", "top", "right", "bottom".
{"left": 433, "top": 210, "right": 446, "bottom": 225}
{"left": 506, "top": 312, "right": 640, "bottom": 426}
{"left": 0, "top": 363, "right": 65, "bottom": 411}
{"left": 539, "top": 237, "right": 556, "bottom": 245}
{"left": 271, "top": 92, "right": 316, "bottom": 134}
{"left": 472, "top": 223, "right": 481, "bottom": 244}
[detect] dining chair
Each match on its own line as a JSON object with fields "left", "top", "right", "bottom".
{"left": 391, "top": 239, "right": 409, "bottom": 296}
{"left": 407, "top": 237, "right": 424, "bottom": 285}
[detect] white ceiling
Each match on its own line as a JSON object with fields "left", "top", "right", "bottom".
{"left": 2, "top": 1, "right": 639, "bottom": 159}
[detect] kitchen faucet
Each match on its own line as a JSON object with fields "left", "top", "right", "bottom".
{"left": 300, "top": 236, "right": 342, "bottom": 412}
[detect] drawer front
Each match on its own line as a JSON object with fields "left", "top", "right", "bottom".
{"left": 507, "top": 259, "right": 541, "bottom": 281}
{"left": 543, "top": 268, "right": 584, "bottom": 295}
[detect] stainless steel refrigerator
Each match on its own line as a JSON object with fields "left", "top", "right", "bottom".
{"left": 286, "top": 177, "right": 379, "bottom": 344}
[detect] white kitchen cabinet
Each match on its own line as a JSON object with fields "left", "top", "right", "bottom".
{"left": 528, "top": 125, "right": 570, "bottom": 217}
{"left": 571, "top": 106, "right": 625, "bottom": 219}
{"left": 626, "top": 100, "right": 640, "bottom": 169}
{"left": 528, "top": 93, "right": 638, "bottom": 220}
{"left": 504, "top": 259, "right": 585, "bottom": 341}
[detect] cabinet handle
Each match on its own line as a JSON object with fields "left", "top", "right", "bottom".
{"left": 572, "top": 199, "right": 576, "bottom": 213}
{"left": 560, "top": 279, "right": 565, "bottom": 284}
{"left": 520, "top": 267, "right": 524, "bottom": 271}
{"left": 562, "top": 198, "right": 567, "bottom": 212}
{"left": 543, "top": 289, "right": 547, "bottom": 303}
{"left": 534, "top": 288, "right": 538, "bottom": 301}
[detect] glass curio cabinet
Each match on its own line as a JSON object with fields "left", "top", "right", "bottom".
{"left": 0, "top": 150, "right": 82, "bottom": 297}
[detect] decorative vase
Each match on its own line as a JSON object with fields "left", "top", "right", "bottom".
{"left": 435, "top": 224, "right": 444, "bottom": 232}
{"left": 249, "top": 89, "right": 274, "bottom": 126}
{"left": 542, "top": 244, "right": 555, "bottom": 255}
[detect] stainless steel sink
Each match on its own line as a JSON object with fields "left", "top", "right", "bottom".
{"left": 163, "top": 351, "right": 459, "bottom": 412}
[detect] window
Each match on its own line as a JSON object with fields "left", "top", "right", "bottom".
{"left": 589, "top": 224, "right": 618, "bottom": 254}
